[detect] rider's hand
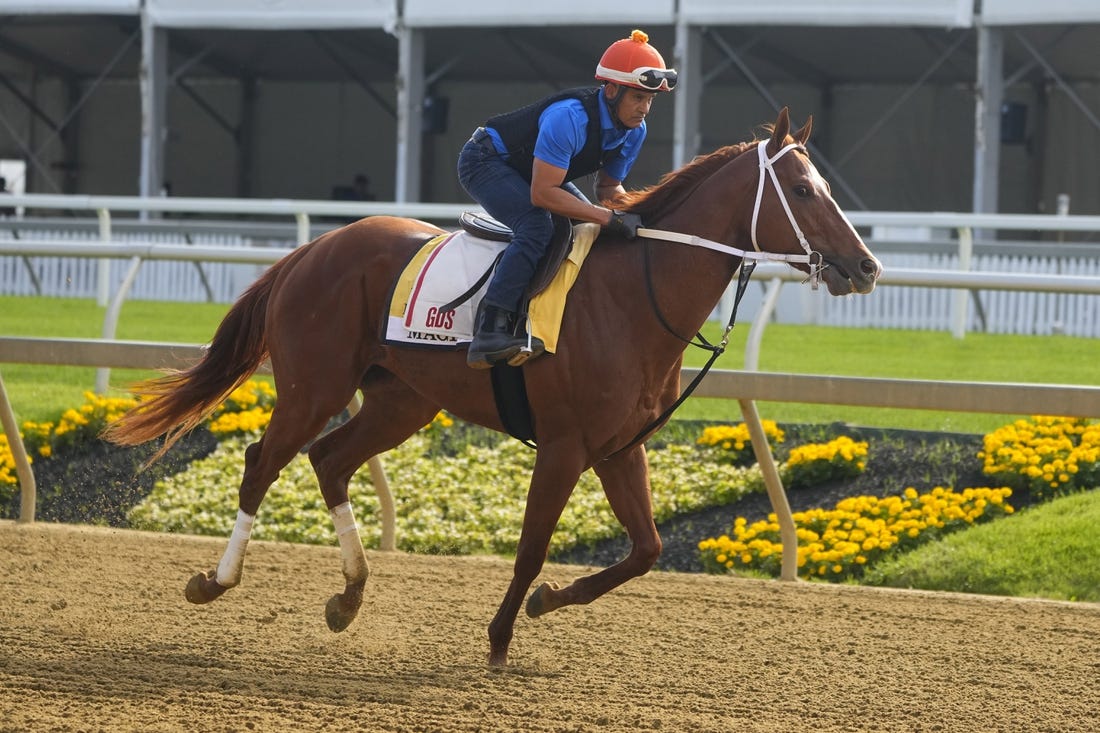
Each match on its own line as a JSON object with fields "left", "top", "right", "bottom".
{"left": 605, "top": 209, "right": 643, "bottom": 240}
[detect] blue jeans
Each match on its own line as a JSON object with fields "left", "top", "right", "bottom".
{"left": 457, "top": 132, "right": 588, "bottom": 312}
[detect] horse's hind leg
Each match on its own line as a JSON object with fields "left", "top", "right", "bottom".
{"left": 185, "top": 386, "right": 347, "bottom": 605}
{"left": 308, "top": 370, "right": 440, "bottom": 632}
{"left": 524, "top": 444, "right": 661, "bottom": 618}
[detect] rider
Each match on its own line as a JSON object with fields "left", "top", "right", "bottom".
{"left": 458, "top": 29, "right": 677, "bottom": 369}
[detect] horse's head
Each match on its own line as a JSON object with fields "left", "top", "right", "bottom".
{"left": 754, "top": 108, "right": 881, "bottom": 295}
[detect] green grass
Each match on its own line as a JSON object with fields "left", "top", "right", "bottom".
{"left": 680, "top": 321, "right": 1100, "bottom": 433}
{"left": 864, "top": 490, "right": 1100, "bottom": 602}
{"left": 0, "top": 296, "right": 231, "bottom": 422}
{"left": 2, "top": 294, "right": 1098, "bottom": 431}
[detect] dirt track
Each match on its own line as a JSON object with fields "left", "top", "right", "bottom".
{"left": 2, "top": 520, "right": 1098, "bottom": 732}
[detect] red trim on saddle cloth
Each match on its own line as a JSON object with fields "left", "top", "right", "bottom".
{"left": 404, "top": 232, "right": 460, "bottom": 329}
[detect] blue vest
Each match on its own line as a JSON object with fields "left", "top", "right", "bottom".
{"left": 486, "top": 87, "right": 624, "bottom": 184}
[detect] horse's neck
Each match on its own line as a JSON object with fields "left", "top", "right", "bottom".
{"left": 659, "top": 150, "right": 759, "bottom": 248}
{"left": 642, "top": 159, "right": 757, "bottom": 337}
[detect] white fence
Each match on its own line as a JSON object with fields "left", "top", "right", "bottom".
{"left": 4, "top": 196, "right": 1100, "bottom": 337}
{"left": 815, "top": 250, "right": 1100, "bottom": 336}
{"left": 0, "top": 227, "right": 264, "bottom": 303}
{"left": 6, "top": 232, "right": 1100, "bottom": 335}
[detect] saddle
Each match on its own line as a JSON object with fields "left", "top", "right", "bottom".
{"left": 385, "top": 214, "right": 598, "bottom": 446}
{"left": 385, "top": 215, "right": 597, "bottom": 350}
{"left": 457, "top": 211, "right": 575, "bottom": 306}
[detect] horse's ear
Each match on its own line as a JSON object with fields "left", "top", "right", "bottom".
{"left": 768, "top": 107, "right": 791, "bottom": 155}
{"left": 794, "top": 115, "right": 812, "bottom": 145}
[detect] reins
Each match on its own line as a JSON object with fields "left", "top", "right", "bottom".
{"left": 606, "top": 140, "right": 825, "bottom": 458}
{"left": 608, "top": 251, "right": 758, "bottom": 456}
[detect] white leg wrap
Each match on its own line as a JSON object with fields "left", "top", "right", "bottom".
{"left": 331, "top": 502, "right": 368, "bottom": 584}
{"left": 215, "top": 509, "right": 255, "bottom": 587}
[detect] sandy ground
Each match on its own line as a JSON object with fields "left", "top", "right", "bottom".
{"left": 1, "top": 520, "right": 1098, "bottom": 733}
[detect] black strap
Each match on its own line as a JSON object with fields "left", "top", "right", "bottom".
{"left": 641, "top": 239, "right": 722, "bottom": 351}
{"left": 608, "top": 255, "right": 757, "bottom": 458}
{"left": 439, "top": 251, "right": 504, "bottom": 313}
{"left": 490, "top": 363, "right": 537, "bottom": 447}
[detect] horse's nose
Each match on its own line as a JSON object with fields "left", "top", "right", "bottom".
{"left": 860, "top": 257, "right": 882, "bottom": 279}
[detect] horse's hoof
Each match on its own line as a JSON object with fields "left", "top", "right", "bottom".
{"left": 184, "top": 570, "right": 230, "bottom": 604}
{"left": 324, "top": 587, "right": 363, "bottom": 633}
{"left": 488, "top": 648, "right": 509, "bottom": 668}
{"left": 525, "top": 581, "right": 560, "bottom": 618}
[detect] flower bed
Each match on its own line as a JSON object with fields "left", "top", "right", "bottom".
{"left": 698, "top": 486, "right": 1013, "bottom": 580}
{"left": 979, "top": 416, "right": 1100, "bottom": 501}
{"left": 4, "top": 386, "right": 1097, "bottom": 584}
{"left": 127, "top": 434, "right": 765, "bottom": 556}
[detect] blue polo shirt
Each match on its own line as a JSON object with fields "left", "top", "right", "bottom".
{"left": 485, "top": 93, "right": 645, "bottom": 182}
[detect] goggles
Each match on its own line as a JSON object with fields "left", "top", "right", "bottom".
{"left": 596, "top": 64, "right": 678, "bottom": 92}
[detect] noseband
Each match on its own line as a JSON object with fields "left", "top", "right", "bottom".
{"left": 751, "top": 141, "right": 825, "bottom": 289}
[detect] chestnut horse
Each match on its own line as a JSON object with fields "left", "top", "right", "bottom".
{"left": 105, "top": 108, "right": 880, "bottom": 666}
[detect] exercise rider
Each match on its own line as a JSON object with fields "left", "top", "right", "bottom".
{"left": 457, "top": 28, "right": 677, "bottom": 369}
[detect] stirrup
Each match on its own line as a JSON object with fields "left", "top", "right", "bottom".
{"left": 505, "top": 331, "right": 544, "bottom": 367}
{"left": 506, "top": 346, "right": 535, "bottom": 367}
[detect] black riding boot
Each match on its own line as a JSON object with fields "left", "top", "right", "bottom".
{"left": 467, "top": 303, "right": 544, "bottom": 369}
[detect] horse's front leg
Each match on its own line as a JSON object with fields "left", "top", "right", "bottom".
{"left": 525, "top": 444, "right": 661, "bottom": 618}
{"left": 488, "top": 448, "right": 585, "bottom": 667}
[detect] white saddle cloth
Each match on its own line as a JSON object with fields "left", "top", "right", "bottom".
{"left": 384, "top": 223, "right": 600, "bottom": 350}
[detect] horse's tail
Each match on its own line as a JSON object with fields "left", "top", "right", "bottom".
{"left": 102, "top": 247, "right": 305, "bottom": 463}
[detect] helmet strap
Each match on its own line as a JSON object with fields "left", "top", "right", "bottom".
{"left": 603, "top": 84, "right": 630, "bottom": 131}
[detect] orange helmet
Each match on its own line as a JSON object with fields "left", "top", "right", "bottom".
{"left": 595, "top": 29, "right": 677, "bottom": 92}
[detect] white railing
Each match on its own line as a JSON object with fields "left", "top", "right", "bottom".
{"left": 0, "top": 194, "right": 468, "bottom": 306}
{"left": 4, "top": 195, "right": 1100, "bottom": 337}
{"left": 6, "top": 239, "right": 1100, "bottom": 393}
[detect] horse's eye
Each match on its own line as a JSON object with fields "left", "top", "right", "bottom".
{"left": 793, "top": 184, "right": 812, "bottom": 198}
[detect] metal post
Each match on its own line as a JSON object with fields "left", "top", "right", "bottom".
{"left": 739, "top": 398, "right": 798, "bottom": 581}
{"left": 295, "top": 212, "right": 310, "bottom": 246}
{"left": 672, "top": 21, "right": 702, "bottom": 171}
{"left": 973, "top": 25, "right": 1003, "bottom": 216}
{"left": 139, "top": 13, "right": 167, "bottom": 206}
{"left": 395, "top": 25, "right": 425, "bottom": 204}
{"left": 96, "top": 207, "right": 111, "bottom": 307}
{"left": 744, "top": 278, "right": 784, "bottom": 371}
{"left": 368, "top": 457, "right": 396, "bottom": 552}
{"left": 0, "top": 369, "right": 35, "bottom": 522}
{"left": 95, "top": 256, "right": 144, "bottom": 394}
{"left": 345, "top": 393, "right": 396, "bottom": 551}
{"left": 951, "top": 227, "right": 973, "bottom": 339}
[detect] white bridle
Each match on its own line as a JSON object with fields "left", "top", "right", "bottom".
{"left": 637, "top": 139, "right": 825, "bottom": 289}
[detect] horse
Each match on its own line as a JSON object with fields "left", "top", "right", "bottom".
{"left": 104, "top": 108, "right": 881, "bottom": 667}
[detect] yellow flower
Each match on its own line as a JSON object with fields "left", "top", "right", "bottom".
{"left": 699, "top": 484, "right": 1014, "bottom": 582}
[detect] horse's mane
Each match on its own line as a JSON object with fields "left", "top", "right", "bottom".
{"left": 611, "top": 139, "right": 761, "bottom": 221}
